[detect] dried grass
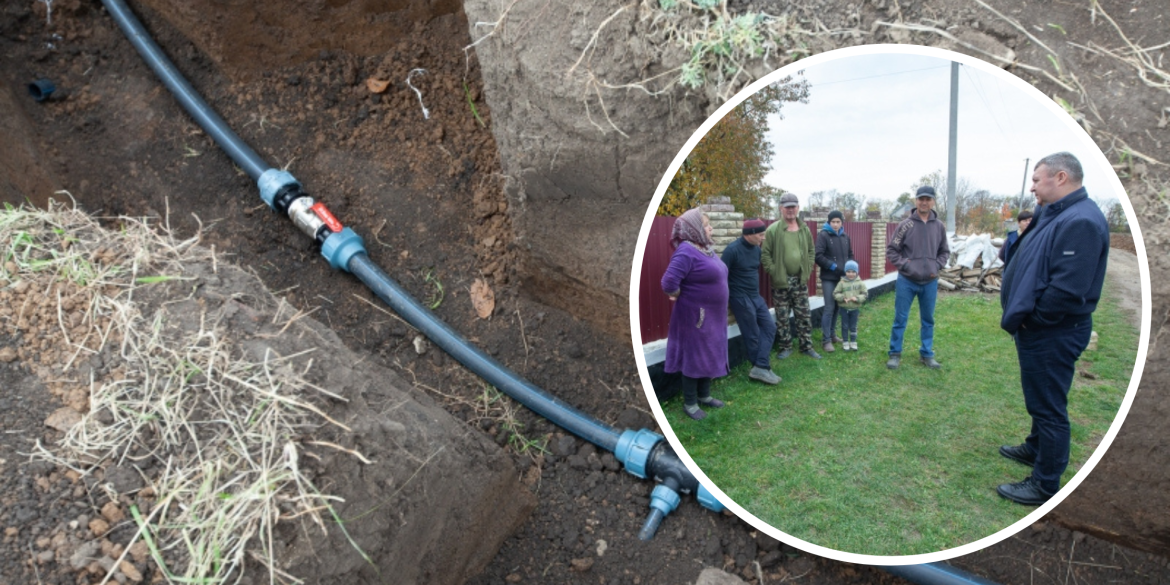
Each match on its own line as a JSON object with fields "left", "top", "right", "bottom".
{"left": 1, "top": 200, "right": 363, "bottom": 585}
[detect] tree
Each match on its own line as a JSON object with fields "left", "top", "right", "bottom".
{"left": 759, "top": 186, "right": 785, "bottom": 220}
{"left": 961, "top": 189, "right": 1006, "bottom": 234}
{"left": 807, "top": 190, "right": 826, "bottom": 209}
{"left": 1098, "top": 198, "right": 1129, "bottom": 233}
{"left": 827, "top": 191, "right": 863, "bottom": 218}
{"left": 658, "top": 75, "right": 811, "bottom": 217}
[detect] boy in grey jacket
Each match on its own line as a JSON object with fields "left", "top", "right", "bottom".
{"left": 832, "top": 261, "right": 867, "bottom": 350}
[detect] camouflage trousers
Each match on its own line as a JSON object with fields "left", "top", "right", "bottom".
{"left": 772, "top": 275, "right": 814, "bottom": 352}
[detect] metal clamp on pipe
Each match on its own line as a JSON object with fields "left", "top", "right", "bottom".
{"left": 615, "top": 429, "right": 725, "bottom": 540}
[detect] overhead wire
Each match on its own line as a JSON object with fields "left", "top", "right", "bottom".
{"left": 810, "top": 64, "right": 951, "bottom": 87}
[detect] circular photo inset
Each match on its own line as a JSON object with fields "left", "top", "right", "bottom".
{"left": 630, "top": 45, "right": 1148, "bottom": 563}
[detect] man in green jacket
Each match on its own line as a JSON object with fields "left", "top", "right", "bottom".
{"left": 762, "top": 193, "right": 822, "bottom": 360}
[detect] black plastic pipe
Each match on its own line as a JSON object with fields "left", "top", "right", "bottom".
{"left": 881, "top": 563, "right": 1001, "bottom": 585}
{"left": 100, "top": 0, "right": 268, "bottom": 180}
{"left": 349, "top": 253, "right": 622, "bottom": 451}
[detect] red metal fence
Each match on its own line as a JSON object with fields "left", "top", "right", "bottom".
{"left": 639, "top": 217, "right": 888, "bottom": 343}
{"left": 638, "top": 216, "right": 679, "bottom": 343}
{"left": 885, "top": 222, "right": 900, "bottom": 274}
{"left": 839, "top": 221, "right": 874, "bottom": 280}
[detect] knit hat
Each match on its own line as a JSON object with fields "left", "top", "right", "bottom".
{"left": 827, "top": 210, "right": 844, "bottom": 223}
{"left": 916, "top": 186, "right": 936, "bottom": 198}
{"left": 845, "top": 260, "right": 859, "bottom": 273}
{"left": 779, "top": 193, "right": 800, "bottom": 208}
{"left": 742, "top": 218, "right": 766, "bottom": 235}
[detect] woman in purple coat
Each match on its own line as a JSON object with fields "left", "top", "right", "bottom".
{"left": 661, "top": 209, "right": 730, "bottom": 420}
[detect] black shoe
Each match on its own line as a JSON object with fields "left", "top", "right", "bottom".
{"left": 886, "top": 354, "right": 900, "bottom": 369}
{"left": 996, "top": 476, "right": 1053, "bottom": 506}
{"left": 999, "top": 444, "right": 1036, "bottom": 467}
{"left": 920, "top": 356, "right": 941, "bottom": 369}
{"left": 776, "top": 348, "right": 793, "bottom": 360}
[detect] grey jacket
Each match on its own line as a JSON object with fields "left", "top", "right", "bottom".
{"left": 886, "top": 210, "right": 949, "bottom": 284}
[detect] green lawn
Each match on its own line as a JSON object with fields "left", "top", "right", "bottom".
{"left": 660, "top": 282, "right": 1137, "bottom": 556}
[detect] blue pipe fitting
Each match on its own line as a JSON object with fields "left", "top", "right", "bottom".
{"left": 321, "top": 228, "right": 367, "bottom": 272}
{"left": 696, "top": 483, "right": 725, "bottom": 513}
{"left": 617, "top": 429, "right": 726, "bottom": 539}
{"left": 28, "top": 79, "right": 56, "bottom": 102}
{"left": 615, "top": 429, "right": 661, "bottom": 479}
{"left": 638, "top": 483, "right": 682, "bottom": 541}
{"left": 649, "top": 483, "right": 681, "bottom": 516}
{"left": 258, "top": 169, "right": 298, "bottom": 209}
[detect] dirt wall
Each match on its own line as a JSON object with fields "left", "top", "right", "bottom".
{"left": 461, "top": 0, "right": 718, "bottom": 337}
{"left": 129, "top": 0, "right": 463, "bottom": 81}
{"left": 0, "top": 82, "right": 56, "bottom": 208}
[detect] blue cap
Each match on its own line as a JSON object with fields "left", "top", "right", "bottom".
{"left": 845, "top": 260, "right": 859, "bottom": 273}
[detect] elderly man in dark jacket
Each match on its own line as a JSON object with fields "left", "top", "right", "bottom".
{"left": 722, "top": 219, "right": 781, "bottom": 385}
{"left": 996, "top": 152, "right": 1109, "bottom": 506}
{"left": 885, "top": 186, "right": 950, "bottom": 370}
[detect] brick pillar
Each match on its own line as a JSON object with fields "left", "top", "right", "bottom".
{"left": 701, "top": 197, "right": 743, "bottom": 255}
{"left": 871, "top": 221, "right": 887, "bottom": 277}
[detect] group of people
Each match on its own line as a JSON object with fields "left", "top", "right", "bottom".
{"left": 659, "top": 151, "right": 1111, "bottom": 507}
{"left": 660, "top": 193, "right": 868, "bottom": 421}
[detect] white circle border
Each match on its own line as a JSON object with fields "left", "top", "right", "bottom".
{"left": 626, "top": 43, "right": 1152, "bottom": 566}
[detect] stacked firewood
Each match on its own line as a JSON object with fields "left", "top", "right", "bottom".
{"left": 939, "top": 254, "right": 1002, "bottom": 292}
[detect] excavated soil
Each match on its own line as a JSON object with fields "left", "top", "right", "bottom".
{"left": 1, "top": 1, "right": 1169, "bottom": 584}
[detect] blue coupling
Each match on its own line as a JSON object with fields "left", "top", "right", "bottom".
{"left": 321, "top": 228, "right": 367, "bottom": 272}
{"left": 615, "top": 429, "right": 662, "bottom": 479}
{"left": 257, "top": 169, "right": 298, "bottom": 209}
{"left": 696, "top": 483, "right": 725, "bottom": 513}
{"left": 650, "top": 484, "right": 681, "bottom": 516}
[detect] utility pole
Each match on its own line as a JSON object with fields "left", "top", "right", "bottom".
{"left": 946, "top": 61, "right": 959, "bottom": 234}
{"left": 1019, "top": 157, "right": 1031, "bottom": 210}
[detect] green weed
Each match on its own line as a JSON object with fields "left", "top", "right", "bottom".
{"left": 423, "top": 269, "right": 445, "bottom": 309}
{"left": 463, "top": 81, "right": 486, "bottom": 128}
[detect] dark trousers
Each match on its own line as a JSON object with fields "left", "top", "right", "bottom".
{"left": 681, "top": 376, "right": 712, "bottom": 407}
{"left": 1014, "top": 317, "right": 1093, "bottom": 494}
{"left": 821, "top": 280, "right": 840, "bottom": 342}
{"left": 840, "top": 308, "right": 859, "bottom": 342}
{"left": 729, "top": 294, "right": 777, "bottom": 369}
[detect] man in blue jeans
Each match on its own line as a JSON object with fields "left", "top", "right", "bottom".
{"left": 721, "top": 219, "right": 781, "bottom": 384}
{"left": 885, "top": 186, "right": 950, "bottom": 369}
{"left": 997, "top": 152, "right": 1109, "bottom": 505}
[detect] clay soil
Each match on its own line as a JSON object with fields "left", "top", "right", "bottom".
{"left": 1, "top": 1, "right": 1169, "bottom": 585}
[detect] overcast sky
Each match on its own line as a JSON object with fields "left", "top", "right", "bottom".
{"left": 762, "top": 53, "right": 1120, "bottom": 208}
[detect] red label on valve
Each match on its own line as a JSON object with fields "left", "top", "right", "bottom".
{"left": 311, "top": 202, "right": 344, "bottom": 233}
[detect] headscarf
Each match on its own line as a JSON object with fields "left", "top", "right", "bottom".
{"left": 671, "top": 208, "right": 715, "bottom": 256}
